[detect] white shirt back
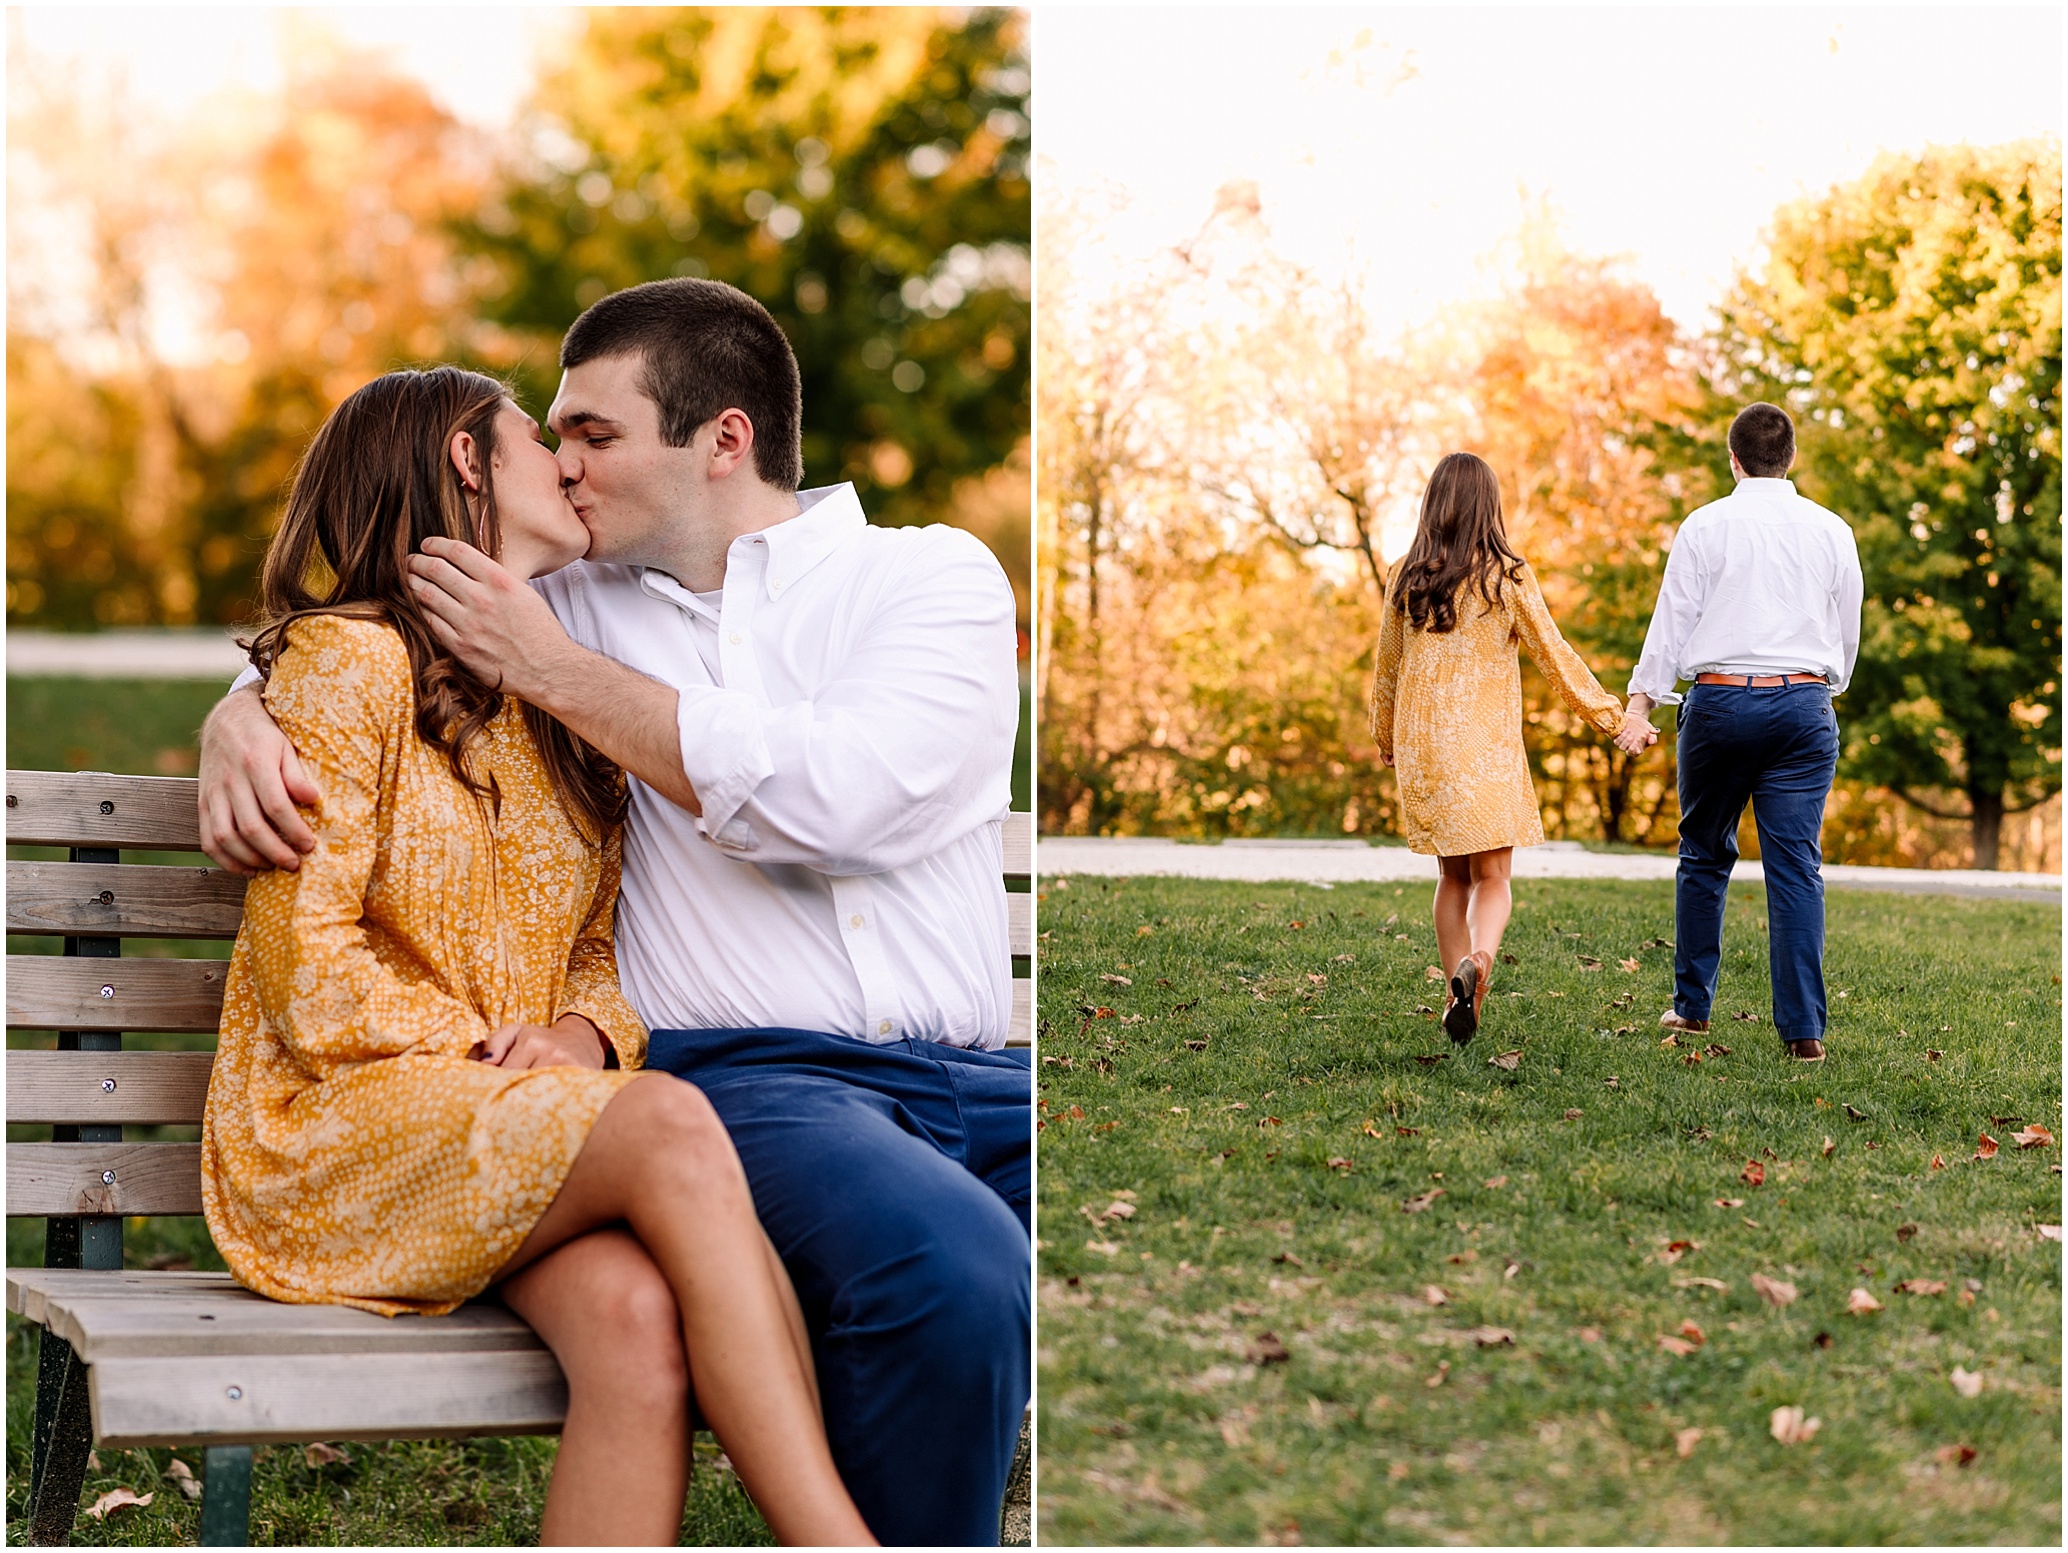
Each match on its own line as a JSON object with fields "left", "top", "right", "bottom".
{"left": 533, "top": 483, "right": 1020, "bottom": 1048}
{"left": 1628, "top": 477, "right": 1863, "bottom": 705}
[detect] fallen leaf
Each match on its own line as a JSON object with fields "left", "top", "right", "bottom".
{"left": 1247, "top": 1331, "right": 1291, "bottom": 1365}
{"left": 1412, "top": 1052, "right": 1449, "bottom": 1065}
{"left": 1683, "top": 1050, "right": 1705, "bottom": 1067}
{"left": 1577, "top": 955, "right": 1603, "bottom": 971}
{"left": 1396, "top": 1125, "right": 1419, "bottom": 1136}
{"left": 1641, "top": 936, "right": 1671, "bottom": 949}
{"left": 1769, "top": 1405, "right": 1822, "bottom": 1445}
{"left": 1470, "top": 1326, "right": 1516, "bottom": 1347}
{"left": 1103, "top": 1200, "right": 1138, "bottom": 1221}
{"left": 1563, "top": 1108, "right": 1583, "bottom": 1122}
{"left": 1272, "top": 1251, "right": 1305, "bottom": 1267}
{"left": 1846, "top": 1287, "right": 1885, "bottom": 1315}
{"left": 1925, "top": 1049, "right": 1943, "bottom": 1062}
{"left": 1414, "top": 1004, "right": 1437, "bottom": 1017}
{"left": 1713, "top": 1197, "right": 1745, "bottom": 1208}
{"left": 1501, "top": 952, "right": 1519, "bottom": 965}
{"left": 1100, "top": 973, "right": 1133, "bottom": 986}
{"left": 1813, "top": 1330, "right": 1834, "bottom": 1348}
{"left": 1576, "top": 1327, "right": 1602, "bottom": 1342}
{"left": 1618, "top": 957, "right": 1640, "bottom": 973}
{"left": 1894, "top": 1279, "right": 1947, "bottom": 1296}
{"left": 1331, "top": 952, "right": 1355, "bottom": 964}
{"left": 1258, "top": 1115, "right": 1283, "bottom": 1128}
{"left": 1184, "top": 1039, "right": 1209, "bottom": 1051}
{"left": 1657, "top": 1334, "right": 1699, "bottom": 1356}
{"left": 165, "top": 1459, "right": 202, "bottom": 1502}
{"left": 1929, "top": 1153, "right": 1946, "bottom": 1170}
{"left": 1660, "top": 1033, "right": 1681, "bottom": 1048}
{"left": 1675, "top": 1427, "right": 1703, "bottom": 1458}
{"left": 1085, "top": 1239, "right": 1120, "bottom": 1255}
{"left": 1896, "top": 1223, "right": 1919, "bottom": 1242}
{"left": 1741, "top": 1160, "right": 1767, "bottom": 1187}
{"left": 1843, "top": 1103, "right": 1868, "bottom": 1121}
{"left": 304, "top": 1441, "right": 350, "bottom": 1467}
{"left": 1604, "top": 1075, "right": 1622, "bottom": 1089}
{"left": 1483, "top": 1175, "right": 1509, "bottom": 1189}
{"left": 1504, "top": 1259, "right": 1522, "bottom": 1281}
{"left": 1135, "top": 925, "right": 1155, "bottom": 937}
{"left": 2036, "top": 1225, "right": 2063, "bottom": 1241}
{"left": 1426, "top": 1360, "right": 1451, "bottom": 1387}
{"left": 1326, "top": 1156, "right": 1354, "bottom": 1174}
{"left": 1425, "top": 965, "right": 1446, "bottom": 981}
{"left": 1950, "top": 1366, "right": 1983, "bottom": 1398}
{"left": 2014, "top": 1124, "right": 2054, "bottom": 1149}
{"left": 1731, "top": 1011, "right": 1760, "bottom": 1024}
{"left": 1422, "top": 1284, "right": 1450, "bottom": 1306}
{"left": 1068, "top": 1105, "right": 1086, "bottom": 1121}
{"left": 1974, "top": 1133, "right": 2000, "bottom": 1161}
{"left": 1674, "top": 1275, "right": 1730, "bottom": 1291}
{"left": 1705, "top": 1043, "right": 1732, "bottom": 1058}
{"left": 83, "top": 1489, "right": 152, "bottom": 1522}
{"left": 1679, "top": 1319, "right": 1707, "bottom": 1345}
{"left": 1487, "top": 1050, "right": 1523, "bottom": 1071}
{"left": 1402, "top": 1188, "right": 1446, "bottom": 1214}
{"left": 1447, "top": 1249, "right": 1479, "bottom": 1265}
{"left": 1935, "top": 1444, "right": 1978, "bottom": 1468}
{"left": 1751, "top": 1273, "right": 1798, "bottom": 1308}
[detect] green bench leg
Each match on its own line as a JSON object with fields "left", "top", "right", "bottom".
{"left": 199, "top": 1447, "right": 254, "bottom": 1546}
{"left": 24, "top": 1337, "right": 95, "bottom": 1546}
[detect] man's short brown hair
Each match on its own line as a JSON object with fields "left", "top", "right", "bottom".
{"left": 561, "top": 278, "right": 803, "bottom": 490}
{"left": 1728, "top": 402, "right": 1796, "bottom": 479}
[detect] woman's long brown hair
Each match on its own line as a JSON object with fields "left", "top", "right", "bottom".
{"left": 248, "top": 366, "right": 626, "bottom": 843}
{"left": 1389, "top": 451, "right": 1527, "bottom": 633}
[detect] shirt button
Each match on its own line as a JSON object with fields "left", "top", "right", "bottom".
{"left": 849, "top": 913, "right": 865, "bottom": 929}
{"left": 729, "top": 631, "right": 742, "bottom": 644}
{"left": 878, "top": 1020, "right": 893, "bottom": 1035}
{"left": 771, "top": 579, "right": 784, "bottom": 592}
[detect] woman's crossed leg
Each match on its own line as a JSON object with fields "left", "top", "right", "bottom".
{"left": 495, "top": 1073, "right": 873, "bottom": 1547}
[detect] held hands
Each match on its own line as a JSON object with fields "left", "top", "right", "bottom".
{"left": 472, "top": 1013, "right": 610, "bottom": 1071}
{"left": 405, "top": 537, "right": 572, "bottom": 704}
{"left": 1613, "top": 712, "right": 1660, "bottom": 756}
{"left": 198, "top": 684, "right": 321, "bottom": 876}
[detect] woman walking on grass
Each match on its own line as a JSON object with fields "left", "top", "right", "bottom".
{"left": 1369, "top": 452, "right": 1656, "bottom": 1044}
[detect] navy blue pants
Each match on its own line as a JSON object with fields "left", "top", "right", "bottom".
{"left": 646, "top": 1026, "right": 1030, "bottom": 1547}
{"left": 1673, "top": 681, "right": 1840, "bottom": 1042}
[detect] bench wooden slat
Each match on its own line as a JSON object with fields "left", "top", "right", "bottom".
{"left": 1007, "top": 978, "right": 1030, "bottom": 1047}
{"left": 91, "top": 1349, "right": 568, "bottom": 1449}
{"left": 7, "top": 1143, "right": 204, "bottom": 1216}
{"left": 7, "top": 1050, "right": 214, "bottom": 1126}
{"left": 8, "top": 860, "right": 247, "bottom": 939}
{"left": 6, "top": 770, "right": 205, "bottom": 851}
{"left": 1008, "top": 892, "right": 1032, "bottom": 958}
{"left": 1002, "top": 811, "right": 1031, "bottom": 880}
{"left": 9, "top": 1271, "right": 543, "bottom": 1361}
{"left": 7, "top": 955, "right": 228, "bottom": 1033}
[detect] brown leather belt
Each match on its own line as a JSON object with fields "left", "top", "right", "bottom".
{"left": 1695, "top": 672, "right": 1826, "bottom": 687}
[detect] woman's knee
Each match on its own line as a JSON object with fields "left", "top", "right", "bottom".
{"left": 612, "top": 1074, "right": 737, "bottom": 1171}
{"left": 566, "top": 1243, "right": 689, "bottom": 1396}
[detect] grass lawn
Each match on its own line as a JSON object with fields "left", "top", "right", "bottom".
{"left": 1035, "top": 874, "right": 2062, "bottom": 1545}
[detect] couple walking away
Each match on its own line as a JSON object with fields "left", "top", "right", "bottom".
{"left": 1369, "top": 404, "right": 1862, "bottom": 1059}
{"left": 197, "top": 278, "right": 1029, "bottom": 1546}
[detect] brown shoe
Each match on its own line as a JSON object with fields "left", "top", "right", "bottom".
{"left": 1444, "top": 956, "right": 1481, "bottom": 1044}
{"left": 1787, "top": 1038, "right": 1826, "bottom": 1063}
{"left": 1469, "top": 950, "right": 1494, "bottom": 1020}
{"left": 1660, "top": 1009, "right": 1711, "bottom": 1035}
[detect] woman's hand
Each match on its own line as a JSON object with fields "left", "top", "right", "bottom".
{"left": 473, "top": 1014, "right": 609, "bottom": 1070}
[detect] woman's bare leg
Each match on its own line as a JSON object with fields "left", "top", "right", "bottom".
{"left": 1434, "top": 854, "right": 1474, "bottom": 981}
{"left": 499, "top": 1074, "right": 875, "bottom": 1547}
{"left": 499, "top": 1229, "right": 690, "bottom": 1546}
{"left": 1466, "top": 847, "right": 1515, "bottom": 960}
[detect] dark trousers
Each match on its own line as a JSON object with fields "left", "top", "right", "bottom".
{"left": 646, "top": 1025, "right": 1031, "bottom": 1547}
{"left": 1673, "top": 681, "right": 1841, "bottom": 1042}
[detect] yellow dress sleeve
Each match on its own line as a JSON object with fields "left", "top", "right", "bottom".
{"left": 555, "top": 823, "right": 648, "bottom": 1070}
{"left": 1510, "top": 563, "right": 1624, "bottom": 738}
{"left": 241, "top": 615, "right": 495, "bottom": 1079}
{"left": 1368, "top": 581, "right": 1406, "bottom": 763}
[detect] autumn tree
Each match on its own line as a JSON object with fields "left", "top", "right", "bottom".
{"left": 464, "top": 7, "right": 1030, "bottom": 611}
{"left": 1715, "top": 141, "right": 2063, "bottom": 867}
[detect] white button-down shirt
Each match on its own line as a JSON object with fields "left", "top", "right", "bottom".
{"left": 533, "top": 483, "right": 1019, "bottom": 1048}
{"left": 1628, "top": 477, "right": 1863, "bottom": 706}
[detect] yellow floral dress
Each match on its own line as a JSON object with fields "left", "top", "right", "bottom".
{"left": 201, "top": 614, "right": 648, "bottom": 1316}
{"left": 1369, "top": 560, "right": 1623, "bottom": 856}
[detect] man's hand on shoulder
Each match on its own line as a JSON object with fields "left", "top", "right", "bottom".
{"left": 198, "top": 683, "right": 321, "bottom": 876}
{"left": 406, "top": 538, "right": 577, "bottom": 703}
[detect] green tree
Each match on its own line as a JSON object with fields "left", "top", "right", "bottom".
{"left": 464, "top": 7, "right": 1029, "bottom": 561}
{"left": 1716, "top": 141, "right": 2062, "bottom": 868}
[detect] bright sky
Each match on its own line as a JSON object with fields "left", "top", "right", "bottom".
{"left": 11, "top": 6, "right": 575, "bottom": 130}
{"left": 1036, "top": 5, "right": 2063, "bottom": 335}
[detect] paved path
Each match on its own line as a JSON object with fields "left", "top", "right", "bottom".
{"left": 1037, "top": 837, "right": 2060, "bottom": 902}
{"left": 8, "top": 629, "right": 248, "bottom": 679}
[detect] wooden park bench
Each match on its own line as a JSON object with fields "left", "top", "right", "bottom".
{"left": 6, "top": 769, "right": 1034, "bottom": 1545}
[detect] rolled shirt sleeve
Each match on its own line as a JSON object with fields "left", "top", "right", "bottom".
{"left": 678, "top": 526, "right": 1019, "bottom": 876}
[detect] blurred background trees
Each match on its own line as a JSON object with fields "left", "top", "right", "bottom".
{"left": 7, "top": 7, "right": 1030, "bottom": 634}
{"left": 1039, "top": 141, "right": 2061, "bottom": 869}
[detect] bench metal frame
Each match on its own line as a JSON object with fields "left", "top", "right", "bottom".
{"left": 6, "top": 769, "right": 1032, "bottom": 1545}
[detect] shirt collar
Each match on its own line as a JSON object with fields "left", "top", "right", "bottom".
{"left": 636, "top": 483, "right": 868, "bottom": 614}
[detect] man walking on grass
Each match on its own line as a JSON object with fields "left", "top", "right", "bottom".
{"left": 1618, "top": 402, "right": 1863, "bottom": 1062}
